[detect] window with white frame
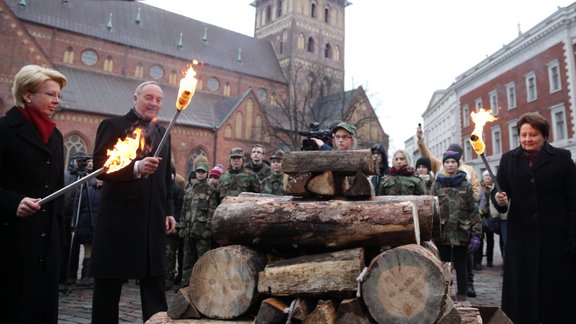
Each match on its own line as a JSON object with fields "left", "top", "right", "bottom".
{"left": 475, "top": 98, "right": 483, "bottom": 110}
{"left": 464, "top": 140, "right": 473, "bottom": 160}
{"left": 548, "top": 60, "right": 562, "bottom": 93}
{"left": 462, "top": 104, "right": 470, "bottom": 127}
{"left": 508, "top": 121, "right": 519, "bottom": 149}
{"left": 506, "top": 82, "right": 517, "bottom": 109}
{"left": 550, "top": 104, "right": 567, "bottom": 141}
{"left": 489, "top": 90, "right": 499, "bottom": 115}
{"left": 491, "top": 126, "right": 502, "bottom": 155}
{"left": 525, "top": 72, "right": 537, "bottom": 102}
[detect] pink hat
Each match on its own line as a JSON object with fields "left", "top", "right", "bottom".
{"left": 209, "top": 164, "right": 224, "bottom": 178}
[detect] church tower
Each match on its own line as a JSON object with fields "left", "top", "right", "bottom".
{"left": 251, "top": 0, "right": 349, "bottom": 96}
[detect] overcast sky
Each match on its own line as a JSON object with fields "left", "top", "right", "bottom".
{"left": 143, "top": 0, "right": 575, "bottom": 151}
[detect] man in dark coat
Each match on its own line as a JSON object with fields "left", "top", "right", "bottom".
{"left": 91, "top": 81, "right": 176, "bottom": 323}
{"left": 492, "top": 112, "right": 576, "bottom": 323}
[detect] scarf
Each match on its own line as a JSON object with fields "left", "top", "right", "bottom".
{"left": 19, "top": 107, "right": 55, "bottom": 144}
{"left": 389, "top": 165, "right": 416, "bottom": 176}
{"left": 523, "top": 149, "right": 540, "bottom": 167}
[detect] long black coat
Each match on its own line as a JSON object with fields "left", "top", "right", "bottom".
{"left": 492, "top": 142, "right": 576, "bottom": 323}
{"left": 91, "top": 109, "right": 173, "bottom": 279}
{"left": 0, "top": 106, "right": 64, "bottom": 323}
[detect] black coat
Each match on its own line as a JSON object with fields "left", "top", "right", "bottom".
{"left": 91, "top": 109, "right": 173, "bottom": 279}
{"left": 492, "top": 142, "right": 576, "bottom": 323}
{"left": 0, "top": 106, "right": 64, "bottom": 323}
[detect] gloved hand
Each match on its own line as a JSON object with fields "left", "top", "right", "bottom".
{"left": 468, "top": 234, "right": 481, "bottom": 253}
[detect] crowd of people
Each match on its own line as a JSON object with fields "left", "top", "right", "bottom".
{"left": 2, "top": 65, "right": 575, "bottom": 323}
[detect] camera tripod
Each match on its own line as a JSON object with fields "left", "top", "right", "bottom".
{"left": 61, "top": 167, "right": 94, "bottom": 295}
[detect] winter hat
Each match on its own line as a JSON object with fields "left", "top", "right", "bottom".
{"left": 270, "top": 150, "right": 284, "bottom": 160}
{"left": 447, "top": 143, "right": 463, "bottom": 156}
{"left": 442, "top": 150, "right": 461, "bottom": 166}
{"left": 209, "top": 164, "right": 224, "bottom": 178}
{"left": 195, "top": 162, "right": 209, "bottom": 172}
{"left": 415, "top": 157, "right": 432, "bottom": 171}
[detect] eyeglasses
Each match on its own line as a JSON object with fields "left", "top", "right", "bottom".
{"left": 32, "top": 92, "right": 63, "bottom": 100}
{"left": 334, "top": 135, "right": 352, "bottom": 140}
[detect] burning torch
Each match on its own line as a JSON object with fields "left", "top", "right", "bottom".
{"left": 469, "top": 108, "right": 501, "bottom": 192}
{"left": 39, "top": 128, "right": 146, "bottom": 205}
{"left": 153, "top": 63, "right": 198, "bottom": 157}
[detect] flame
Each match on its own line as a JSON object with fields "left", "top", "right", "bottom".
{"left": 176, "top": 62, "right": 198, "bottom": 111}
{"left": 103, "top": 128, "right": 145, "bottom": 173}
{"left": 469, "top": 108, "right": 498, "bottom": 155}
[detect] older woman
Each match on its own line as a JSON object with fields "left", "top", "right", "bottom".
{"left": 493, "top": 112, "right": 576, "bottom": 323}
{"left": 0, "top": 65, "right": 67, "bottom": 323}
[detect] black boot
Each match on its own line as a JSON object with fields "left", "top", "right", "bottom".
{"left": 77, "top": 258, "right": 94, "bottom": 287}
{"left": 467, "top": 284, "right": 477, "bottom": 297}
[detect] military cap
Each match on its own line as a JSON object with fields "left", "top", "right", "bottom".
{"left": 195, "top": 162, "right": 210, "bottom": 172}
{"left": 332, "top": 122, "right": 356, "bottom": 135}
{"left": 270, "top": 150, "right": 284, "bottom": 160}
{"left": 230, "top": 147, "right": 244, "bottom": 158}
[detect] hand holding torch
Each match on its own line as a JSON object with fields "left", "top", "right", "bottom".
{"left": 469, "top": 108, "right": 501, "bottom": 192}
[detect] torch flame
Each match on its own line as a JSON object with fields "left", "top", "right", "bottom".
{"left": 103, "top": 128, "right": 145, "bottom": 173}
{"left": 176, "top": 62, "right": 198, "bottom": 111}
{"left": 469, "top": 108, "right": 498, "bottom": 155}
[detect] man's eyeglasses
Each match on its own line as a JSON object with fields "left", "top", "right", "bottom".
{"left": 32, "top": 92, "right": 63, "bottom": 100}
{"left": 334, "top": 135, "right": 352, "bottom": 140}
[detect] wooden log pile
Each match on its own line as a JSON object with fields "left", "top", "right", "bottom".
{"left": 157, "top": 150, "right": 484, "bottom": 324}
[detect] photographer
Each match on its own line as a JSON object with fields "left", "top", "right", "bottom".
{"left": 306, "top": 122, "right": 357, "bottom": 151}
{"left": 300, "top": 122, "right": 333, "bottom": 151}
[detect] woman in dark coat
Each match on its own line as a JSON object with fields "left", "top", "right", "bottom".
{"left": 493, "top": 112, "right": 576, "bottom": 323}
{"left": 0, "top": 65, "right": 67, "bottom": 323}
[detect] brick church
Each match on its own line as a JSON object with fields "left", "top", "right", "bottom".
{"left": 0, "top": 0, "right": 388, "bottom": 176}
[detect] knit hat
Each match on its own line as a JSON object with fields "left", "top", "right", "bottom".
{"left": 442, "top": 150, "right": 461, "bottom": 165}
{"left": 332, "top": 122, "right": 356, "bottom": 136}
{"left": 209, "top": 164, "right": 224, "bottom": 178}
{"left": 188, "top": 171, "right": 197, "bottom": 180}
{"left": 415, "top": 157, "right": 432, "bottom": 171}
{"left": 447, "top": 143, "right": 463, "bottom": 156}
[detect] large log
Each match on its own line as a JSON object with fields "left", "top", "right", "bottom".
{"left": 361, "top": 244, "right": 449, "bottom": 324}
{"left": 212, "top": 193, "right": 437, "bottom": 249}
{"left": 302, "top": 300, "right": 338, "bottom": 324}
{"left": 188, "top": 245, "right": 267, "bottom": 320}
{"left": 334, "top": 298, "right": 375, "bottom": 324}
{"left": 258, "top": 248, "right": 364, "bottom": 297}
{"left": 283, "top": 149, "right": 377, "bottom": 176}
{"left": 167, "top": 286, "right": 202, "bottom": 319}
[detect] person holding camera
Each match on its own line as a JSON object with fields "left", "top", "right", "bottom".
{"left": 0, "top": 64, "right": 68, "bottom": 323}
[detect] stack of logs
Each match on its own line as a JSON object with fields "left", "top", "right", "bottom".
{"left": 156, "top": 150, "right": 483, "bottom": 324}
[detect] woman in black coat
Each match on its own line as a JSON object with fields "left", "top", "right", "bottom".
{"left": 0, "top": 65, "right": 67, "bottom": 323}
{"left": 493, "top": 112, "right": 576, "bottom": 323}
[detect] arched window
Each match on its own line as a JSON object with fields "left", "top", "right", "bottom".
{"left": 266, "top": 5, "right": 272, "bottom": 23}
{"left": 324, "top": 43, "right": 332, "bottom": 59}
{"left": 224, "top": 82, "right": 231, "bottom": 96}
{"left": 307, "top": 37, "right": 315, "bottom": 53}
{"left": 63, "top": 47, "right": 74, "bottom": 64}
{"left": 334, "top": 46, "right": 341, "bottom": 61}
{"left": 224, "top": 125, "right": 233, "bottom": 138}
{"left": 234, "top": 112, "right": 243, "bottom": 139}
{"left": 135, "top": 63, "right": 144, "bottom": 78}
{"left": 311, "top": 2, "right": 317, "bottom": 18}
{"left": 324, "top": 7, "right": 330, "bottom": 23}
{"left": 255, "top": 115, "right": 263, "bottom": 142}
{"left": 297, "top": 33, "right": 305, "bottom": 50}
{"left": 64, "top": 134, "right": 89, "bottom": 170}
{"left": 103, "top": 55, "right": 113, "bottom": 72}
{"left": 277, "top": 0, "right": 283, "bottom": 17}
{"left": 245, "top": 99, "right": 254, "bottom": 139}
{"left": 169, "top": 70, "right": 178, "bottom": 85}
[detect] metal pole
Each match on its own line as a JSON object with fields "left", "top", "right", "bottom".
{"left": 39, "top": 167, "right": 105, "bottom": 205}
{"left": 479, "top": 153, "right": 502, "bottom": 192}
{"left": 153, "top": 110, "right": 181, "bottom": 157}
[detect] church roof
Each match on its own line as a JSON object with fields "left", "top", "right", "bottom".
{"left": 7, "top": 0, "right": 286, "bottom": 84}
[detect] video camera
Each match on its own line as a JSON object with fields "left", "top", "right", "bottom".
{"left": 298, "top": 122, "right": 332, "bottom": 151}
{"left": 71, "top": 152, "right": 92, "bottom": 176}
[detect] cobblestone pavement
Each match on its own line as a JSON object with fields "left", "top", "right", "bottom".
{"left": 58, "top": 244, "right": 504, "bottom": 323}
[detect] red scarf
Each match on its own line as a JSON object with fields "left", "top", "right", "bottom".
{"left": 19, "top": 107, "right": 56, "bottom": 144}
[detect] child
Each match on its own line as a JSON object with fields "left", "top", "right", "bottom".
{"left": 378, "top": 149, "right": 426, "bottom": 195}
{"left": 431, "top": 150, "right": 482, "bottom": 301}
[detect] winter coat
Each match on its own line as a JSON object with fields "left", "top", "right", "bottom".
{"left": 492, "top": 142, "right": 576, "bottom": 323}
{"left": 76, "top": 182, "right": 101, "bottom": 244}
{"left": 0, "top": 106, "right": 64, "bottom": 323}
{"left": 91, "top": 109, "right": 174, "bottom": 279}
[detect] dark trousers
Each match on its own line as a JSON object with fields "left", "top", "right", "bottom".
{"left": 92, "top": 276, "right": 167, "bottom": 323}
{"left": 438, "top": 244, "right": 468, "bottom": 296}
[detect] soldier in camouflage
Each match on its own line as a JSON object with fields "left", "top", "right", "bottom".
{"left": 178, "top": 162, "right": 220, "bottom": 287}
{"left": 218, "top": 147, "right": 261, "bottom": 199}
{"left": 244, "top": 144, "right": 271, "bottom": 182}
{"left": 261, "top": 150, "right": 288, "bottom": 195}
{"left": 378, "top": 149, "right": 427, "bottom": 195}
{"left": 431, "top": 150, "right": 482, "bottom": 301}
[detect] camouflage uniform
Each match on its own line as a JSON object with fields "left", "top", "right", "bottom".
{"left": 218, "top": 166, "right": 261, "bottom": 199}
{"left": 244, "top": 160, "right": 271, "bottom": 182}
{"left": 378, "top": 173, "right": 427, "bottom": 196}
{"left": 261, "top": 173, "right": 288, "bottom": 195}
{"left": 178, "top": 178, "right": 220, "bottom": 286}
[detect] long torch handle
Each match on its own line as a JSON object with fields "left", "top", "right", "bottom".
{"left": 479, "top": 153, "right": 502, "bottom": 192}
{"left": 39, "top": 167, "right": 105, "bottom": 205}
{"left": 153, "top": 109, "right": 181, "bottom": 158}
